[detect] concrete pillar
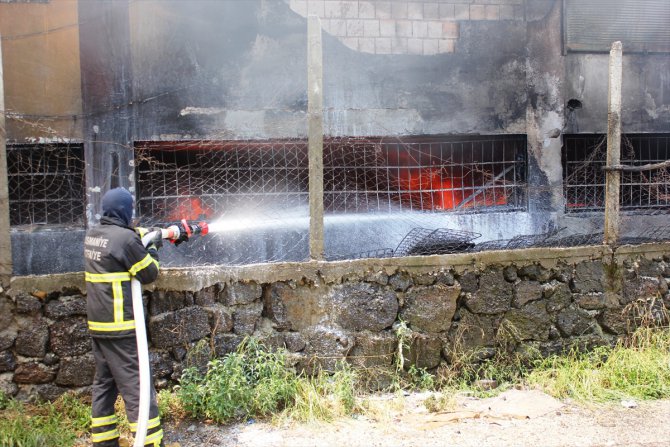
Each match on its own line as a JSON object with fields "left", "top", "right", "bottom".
{"left": 308, "top": 15, "right": 324, "bottom": 261}
{"left": 0, "top": 36, "right": 12, "bottom": 284}
{"left": 604, "top": 41, "right": 622, "bottom": 246}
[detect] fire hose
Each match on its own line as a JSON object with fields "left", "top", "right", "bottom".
{"left": 132, "top": 220, "right": 208, "bottom": 447}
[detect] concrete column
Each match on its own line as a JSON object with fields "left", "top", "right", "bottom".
{"left": 604, "top": 41, "right": 622, "bottom": 246}
{"left": 308, "top": 15, "right": 324, "bottom": 261}
{"left": 0, "top": 37, "right": 12, "bottom": 284}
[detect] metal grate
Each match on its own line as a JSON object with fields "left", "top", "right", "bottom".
{"left": 393, "top": 228, "right": 481, "bottom": 257}
{"left": 325, "top": 136, "right": 527, "bottom": 214}
{"left": 563, "top": 134, "right": 670, "bottom": 213}
{"left": 135, "top": 140, "right": 309, "bottom": 224}
{"left": 135, "top": 135, "right": 528, "bottom": 224}
{"left": 565, "top": 0, "right": 670, "bottom": 53}
{"left": 7, "top": 143, "right": 86, "bottom": 226}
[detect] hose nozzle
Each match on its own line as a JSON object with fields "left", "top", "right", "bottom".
{"left": 162, "top": 219, "right": 209, "bottom": 245}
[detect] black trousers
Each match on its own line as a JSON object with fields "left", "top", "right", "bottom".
{"left": 91, "top": 337, "right": 163, "bottom": 447}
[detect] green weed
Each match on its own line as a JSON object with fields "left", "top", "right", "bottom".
{"left": 527, "top": 327, "right": 670, "bottom": 402}
{"left": 0, "top": 392, "right": 90, "bottom": 447}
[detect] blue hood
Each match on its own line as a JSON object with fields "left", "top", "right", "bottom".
{"left": 101, "top": 187, "right": 134, "bottom": 226}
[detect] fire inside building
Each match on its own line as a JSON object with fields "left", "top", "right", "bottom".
{"left": 1, "top": 0, "right": 669, "bottom": 275}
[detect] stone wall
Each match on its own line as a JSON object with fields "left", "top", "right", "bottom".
{"left": 1, "top": 243, "right": 669, "bottom": 400}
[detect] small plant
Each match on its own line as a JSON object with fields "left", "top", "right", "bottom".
{"left": 0, "top": 392, "right": 90, "bottom": 447}
{"left": 527, "top": 327, "right": 670, "bottom": 402}
{"left": 423, "top": 392, "right": 456, "bottom": 413}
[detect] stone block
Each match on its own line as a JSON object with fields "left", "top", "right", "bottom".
{"left": 518, "top": 263, "right": 550, "bottom": 282}
{"left": 572, "top": 261, "right": 605, "bottom": 293}
{"left": 16, "top": 294, "right": 42, "bottom": 315}
{"left": 340, "top": 0, "right": 358, "bottom": 18}
{"left": 599, "top": 308, "right": 633, "bottom": 335}
{"left": 266, "top": 282, "right": 326, "bottom": 331}
{"left": 149, "top": 306, "right": 210, "bottom": 349}
{"left": 327, "top": 18, "right": 347, "bottom": 36}
{"left": 403, "top": 333, "right": 442, "bottom": 370}
{"left": 401, "top": 284, "right": 460, "bottom": 333}
{"left": 330, "top": 283, "right": 398, "bottom": 332}
{"left": 414, "top": 273, "right": 436, "bottom": 286}
{"left": 485, "top": 5, "right": 500, "bottom": 19}
{"left": 455, "top": 4, "right": 470, "bottom": 20}
{"left": 221, "top": 282, "right": 262, "bottom": 306}
{"left": 204, "top": 305, "right": 233, "bottom": 334}
{"left": 349, "top": 331, "right": 396, "bottom": 368}
{"left": 213, "top": 333, "right": 244, "bottom": 357}
{"left": 15, "top": 323, "right": 49, "bottom": 358}
{"left": 408, "top": 38, "right": 423, "bottom": 55}
{"left": 407, "top": 2, "right": 423, "bottom": 19}
{"left": 464, "top": 270, "right": 512, "bottom": 314}
{"left": 556, "top": 305, "right": 598, "bottom": 337}
{"left": 391, "top": 2, "right": 408, "bottom": 19}
{"left": 449, "top": 310, "right": 501, "bottom": 349}
{"left": 457, "top": 271, "right": 478, "bottom": 293}
{"left": 303, "top": 325, "right": 354, "bottom": 372}
{"left": 359, "top": 37, "right": 375, "bottom": 53}
{"left": 284, "top": 332, "right": 307, "bottom": 352}
{"left": 375, "top": 1, "right": 392, "bottom": 19}
{"left": 44, "top": 295, "right": 86, "bottom": 319}
{"left": 502, "top": 301, "right": 551, "bottom": 341}
{"left": 544, "top": 282, "right": 573, "bottom": 312}
{"left": 427, "top": 21, "right": 442, "bottom": 38}
{"left": 623, "top": 277, "right": 661, "bottom": 304}
{"left": 470, "top": 4, "right": 487, "bottom": 19}
{"left": 396, "top": 20, "right": 412, "bottom": 38}
{"left": 513, "top": 281, "right": 542, "bottom": 308}
{"left": 638, "top": 258, "right": 664, "bottom": 277}
{"left": 35, "top": 384, "right": 68, "bottom": 402}
{"left": 150, "top": 351, "right": 174, "bottom": 380}
{"left": 149, "top": 290, "right": 194, "bottom": 315}
{"left": 49, "top": 318, "right": 91, "bottom": 357}
{"left": 423, "top": 3, "right": 439, "bottom": 19}
{"left": 0, "top": 351, "right": 16, "bottom": 373}
{"left": 0, "top": 334, "right": 14, "bottom": 351}
{"left": 346, "top": 19, "right": 364, "bottom": 36}
{"left": 13, "top": 362, "right": 56, "bottom": 384}
{"left": 233, "top": 302, "right": 263, "bottom": 335}
{"left": 439, "top": 3, "right": 455, "bottom": 19}
{"left": 307, "top": 0, "right": 324, "bottom": 16}
{"left": 194, "top": 284, "right": 221, "bottom": 307}
{"left": 55, "top": 354, "right": 95, "bottom": 386}
{"left": 363, "top": 19, "right": 380, "bottom": 37}
{"left": 379, "top": 19, "right": 395, "bottom": 37}
{"left": 412, "top": 21, "right": 428, "bottom": 38}
{"left": 359, "top": 1, "right": 375, "bottom": 19}
{"left": 575, "top": 293, "right": 619, "bottom": 310}
{"left": 442, "top": 21, "right": 459, "bottom": 39}
{"left": 0, "top": 298, "right": 15, "bottom": 334}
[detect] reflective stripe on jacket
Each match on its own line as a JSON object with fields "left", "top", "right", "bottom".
{"left": 85, "top": 216, "right": 159, "bottom": 338}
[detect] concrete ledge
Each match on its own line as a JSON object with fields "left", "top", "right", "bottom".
{"left": 10, "top": 242, "right": 668, "bottom": 294}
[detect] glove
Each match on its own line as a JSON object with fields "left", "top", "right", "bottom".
{"left": 149, "top": 227, "right": 164, "bottom": 250}
{"left": 173, "top": 222, "right": 190, "bottom": 246}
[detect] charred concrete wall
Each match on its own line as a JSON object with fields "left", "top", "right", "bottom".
{"left": 4, "top": 0, "right": 670, "bottom": 276}
{"left": 2, "top": 244, "right": 668, "bottom": 400}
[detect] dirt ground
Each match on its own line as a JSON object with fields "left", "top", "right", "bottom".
{"left": 162, "top": 390, "right": 670, "bottom": 447}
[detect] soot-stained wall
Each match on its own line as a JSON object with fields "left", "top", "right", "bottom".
{"left": 7, "top": 0, "right": 670, "bottom": 275}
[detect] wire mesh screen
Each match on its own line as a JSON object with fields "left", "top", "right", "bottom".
{"left": 564, "top": 134, "right": 670, "bottom": 213}
{"left": 136, "top": 135, "right": 527, "bottom": 223}
{"left": 135, "top": 140, "right": 309, "bottom": 224}
{"left": 324, "top": 136, "right": 526, "bottom": 213}
{"left": 7, "top": 143, "right": 86, "bottom": 227}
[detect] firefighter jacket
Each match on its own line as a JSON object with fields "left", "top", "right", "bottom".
{"left": 84, "top": 216, "right": 159, "bottom": 338}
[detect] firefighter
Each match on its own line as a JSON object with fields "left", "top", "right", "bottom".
{"left": 84, "top": 187, "right": 165, "bottom": 447}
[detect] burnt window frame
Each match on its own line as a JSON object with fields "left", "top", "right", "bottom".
{"left": 562, "top": 133, "right": 670, "bottom": 213}
{"left": 7, "top": 142, "right": 87, "bottom": 227}
{"left": 133, "top": 135, "right": 528, "bottom": 225}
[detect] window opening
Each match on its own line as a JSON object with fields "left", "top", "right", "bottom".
{"left": 7, "top": 143, "right": 86, "bottom": 227}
